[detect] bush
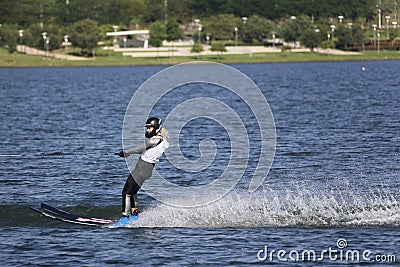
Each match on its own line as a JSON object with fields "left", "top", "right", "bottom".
{"left": 281, "top": 45, "right": 292, "bottom": 52}
{"left": 191, "top": 43, "right": 204, "bottom": 53}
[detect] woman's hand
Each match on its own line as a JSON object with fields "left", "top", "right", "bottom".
{"left": 118, "top": 150, "right": 130, "bottom": 158}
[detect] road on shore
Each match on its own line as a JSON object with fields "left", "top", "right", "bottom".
{"left": 17, "top": 45, "right": 361, "bottom": 60}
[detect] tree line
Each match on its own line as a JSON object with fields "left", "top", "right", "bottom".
{"left": 0, "top": 0, "right": 399, "bottom": 55}
{"left": 0, "top": 0, "right": 385, "bottom": 26}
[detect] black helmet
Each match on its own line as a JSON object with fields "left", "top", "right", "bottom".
{"left": 145, "top": 117, "right": 162, "bottom": 138}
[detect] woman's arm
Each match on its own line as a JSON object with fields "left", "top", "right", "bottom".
{"left": 123, "top": 136, "right": 163, "bottom": 157}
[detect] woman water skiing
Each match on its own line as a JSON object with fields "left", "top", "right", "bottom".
{"left": 114, "top": 117, "right": 169, "bottom": 226}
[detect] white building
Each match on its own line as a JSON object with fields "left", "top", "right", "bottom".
{"left": 106, "top": 30, "right": 150, "bottom": 49}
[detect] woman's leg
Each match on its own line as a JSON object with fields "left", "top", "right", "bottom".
{"left": 121, "top": 174, "right": 140, "bottom": 216}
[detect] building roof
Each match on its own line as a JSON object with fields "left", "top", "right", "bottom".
{"left": 106, "top": 30, "right": 150, "bottom": 36}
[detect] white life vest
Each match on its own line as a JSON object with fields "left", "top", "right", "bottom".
{"left": 140, "top": 138, "right": 169, "bottom": 164}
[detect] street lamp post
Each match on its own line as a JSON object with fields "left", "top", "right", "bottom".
{"left": 123, "top": 37, "right": 127, "bottom": 59}
{"left": 385, "top": 16, "right": 390, "bottom": 39}
{"left": 64, "top": 35, "right": 69, "bottom": 55}
{"left": 41, "top": 32, "right": 47, "bottom": 56}
{"left": 46, "top": 37, "right": 50, "bottom": 58}
{"left": 392, "top": 21, "right": 398, "bottom": 29}
{"left": 234, "top": 27, "right": 238, "bottom": 47}
{"left": 206, "top": 34, "right": 210, "bottom": 54}
{"left": 18, "top": 30, "right": 24, "bottom": 53}
{"left": 241, "top": 16, "right": 247, "bottom": 42}
{"left": 377, "top": 32, "right": 380, "bottom": 53}
{"left": 272, "top": 33, "right": 276, "bottom": 49}
{"left": 194, "top": 19, "right": 201, "bottom": 44}
{"left": 198, "top": 24, "right": 202, "bottom": 44}
{"left": 372, "top": 24, "right": 377, "bottom": 46}
{"left": 330, "top": 25, "right": 336, "bottom": 46}
{"left": 338, "top": 15, "right": 344, "bottom": 25}
{"left": 291, "top": 16, "right": 297, "bottom": 47}
{"left": 112, "top": 25, "right": 119, "bottom": 49}
{"left": 377, "top": 4, "right": 382, "bottom": 29}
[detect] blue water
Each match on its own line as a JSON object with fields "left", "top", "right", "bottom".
{"left": 0, "top": 62, "right": 399, "bottom": 266}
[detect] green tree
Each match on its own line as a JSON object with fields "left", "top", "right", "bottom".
{"left": 191, "top": 43, "right": 204, "bottom": 53}
{"left": 0, "top": 0, "right": 379, "bottom": 30}
{"left": 70, "top": 19, "right": 101, "bottom": 56}
{"left": 165, "top": 19, "right": 182, "bottom": 57}
{"left": 336, "top": 26, "right": 352, "bottom": 49}
{"left": 166, "top": 19, "right": 182, "bottom": 42}
{"left": 202, "top": 14, "right": 241, "bottom": 41}
{"left": 210, "top": 42, "right": 226, "bottom": 59}
{"left": 149, "top": 21, "right": 166, "bottom": 48}
{"left": 281, "top": 15, "right": 313, "bottom": 48}
{"left": 1, "top": 23, "right": 18, "bottom": 53}
{"left": 242, "top": 15, "right": 274, "bottom": 43}
{"left": 351, "top": 24, "right": 366, "bottom": 50}
{"left": 191, "top": 43, "right": 204, "bottom": 59}
{"left": 300, "top": 28, "right": 323, "bottom": 51}
{"left": 149, "top": 21, "right": 166, "bottom": 58}
{"left": 388, "top": 28, "right": 399, "bottom": 46}
{"left": 320, "top": 40, "right": 334, "bottom": 50}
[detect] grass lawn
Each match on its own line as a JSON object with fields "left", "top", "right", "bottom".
{"left": 1, "top": 48, "right": 399, "bottom": 67}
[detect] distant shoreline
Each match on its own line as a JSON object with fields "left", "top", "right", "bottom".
{"left": 1, "top": 47, "right": 399, "bottom": 67}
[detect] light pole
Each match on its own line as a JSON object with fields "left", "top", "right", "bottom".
{"left": 206, "top": 34, "right": 210, "bottom": 54}
{"left": 377, "top": 32, "right": 380, "bottom": 53}
{"left": 198, "top": 24, "right": 202, "bottom": 44}
{"left": 66, "top": 0, "right": 69, "bottom": 30}
{"left": 164, "top": 0, "right": 167, "bottom": 24}
{"left": 392, "top": 21, "right": 398, "bottom": 29}
{"left": 330, "top": 25, "right": 336, "bottom": 46}
{"left": 41, "top": 32, "right": 47, "bottom": 56}
{"left": 338, "top": 15, "right": 344, "bottom": 25}
{"left": 377, "top": 3, "right": 382, "bottom": 29}
{"left": 234, "top": 27, "right": 238, "bottom": 47}
{"left": 18, "top": 30, "right": 24, "bottom": 53}
{"left": 194, "top": 19, "right": 201, "bottom": 43}
{"left": 386, "top": 16, "right": 390, "bottom": 39}
{"left": 347, "top": 22, "right": 353, "bottom": 29}
{"left": 290, "top": 16, "right": 297, "bottom": 47}
{"left": 46, "top": 37, "right": 50, "bottom": 58}
{"left": 112, "top": 25, "right": 119, "bottom": 48}
{"left": 45, "top": 36, "right": 50, "bottom": 58}
{"left": 64, "top": 35, "right": 69, "bottom": 55}
{"left": 241, "top": 16, "right": 247, "bottom": 42}
{"left": 272, "top": 33, "right": 276, "bottom": 49}
{"left": 372, "top": 24, "right": 377, "bottom": 46}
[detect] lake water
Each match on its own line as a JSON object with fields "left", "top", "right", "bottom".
{"left": 0, "top": 61, "right": 399, "bottom": 266}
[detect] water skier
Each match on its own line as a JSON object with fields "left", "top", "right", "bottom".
{"left": 114, "top": 117, "right": 169, "bottom": 226}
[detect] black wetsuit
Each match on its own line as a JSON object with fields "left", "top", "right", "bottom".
{"left": 121, "top": 135, "right": 168, "bottom": 214}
